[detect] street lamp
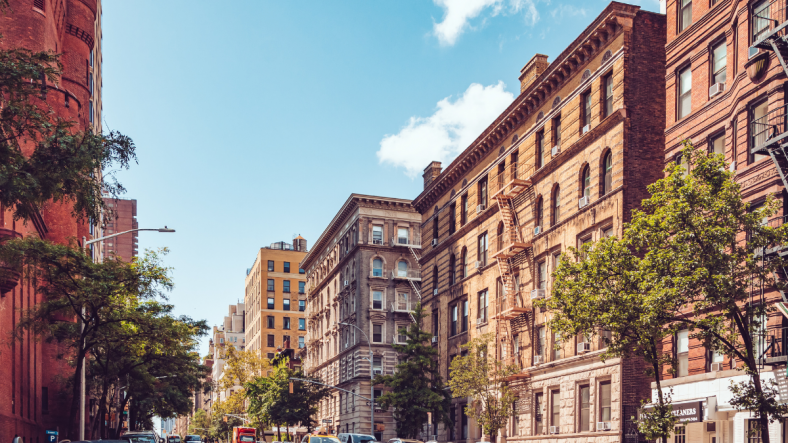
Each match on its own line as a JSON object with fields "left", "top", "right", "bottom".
{"left": 337, "top": 321, "right": 375, "bottom": 437}
{"left": 78, "top": 227, "right": 175, "bottom": 440}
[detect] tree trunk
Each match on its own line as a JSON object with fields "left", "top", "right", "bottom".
{"left": 277, "top": 424, "right": 282, "bottom": 442}
{"left": 97, "top": 376, "right": 110, "bottom": 438}
{"left": 115, "top": 393, "right": 130, "bottom": 438}
{"left": 68, "top": 344, "right": 87, "bottom": 439}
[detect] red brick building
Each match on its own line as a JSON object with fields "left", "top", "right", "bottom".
{"left": 659, "top": 0, "right": 788, "bottom": 441}
{"left": 102, "top": 198, "right": 138, "bottom": 262}
{"left": 0, "top": 0, "right": 103, "bottom": 440}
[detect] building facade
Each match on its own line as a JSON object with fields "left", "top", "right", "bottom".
{"left": 102, "top": 198, "right": 138, "bottom": 262}
{"left": 412, "top": 4, "right": 666, "bottom": 443}
{"left": 245, "top": 238, "right": 308, "bottom": 360}
{"left": 0, "top": 0, "right": 104, "bottom": 440}
{"left": 657, "top": 0, "right": 788, "bottom": 442}
{"left": 209, "top": 303, "right": 246, "bottom": 404}
{"left": 301, "top": 194, "right": 421, "bottom": 440}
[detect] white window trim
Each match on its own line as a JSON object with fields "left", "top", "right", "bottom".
{"left": 371, "top": 321, "right": 385, "bottom": 343}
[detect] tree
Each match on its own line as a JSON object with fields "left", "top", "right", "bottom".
{"left": 374, "top": 303, "right": 452, "bottom": 439}
{"left": 219, "top": 345, "right": 270, "bottom": 393}
{"left": 448, "top": 333, "right": 518, "bottom": 442}
{"left": 189, "top": 409, "right": 211, "bottom": 439}
{"left": 543, "top": 142, "right": 788, "bottom": 443}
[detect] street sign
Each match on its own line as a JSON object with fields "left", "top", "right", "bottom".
{"left": 45, "top": 431, "right": 58, "bottom": 443}
{"left": 322, "top": 419, "right": 332, "bottom": 424}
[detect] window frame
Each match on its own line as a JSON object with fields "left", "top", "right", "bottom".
{"left": 372, "top": 323, "right": 383, "bottom": 343}
{"left": 598, "top": 380, "right": 612, "bottom": 423}
{"left": 677, "top": 64, "right": 692, "bottom": 120}
{"left": 581, "top": 90, "right": 592, "bottom": 131}
{"left": 602, "top": 151, "right": 613, "bottom": 195}
{"left": 372, "top": 290, "right": 383, "bottom": 310}
{"left": 602, "top": 72, "right": 614, "bottom": 118}
{"left": 268, "top": 260, "right": 274, "bottom": 272}
{"left": 552, "top": 115, "right": 562, "bottom": 148}
{"left": 552, "top": 186, "right": 561, "bottom": 225}
{"left": 579, "top": 385, "right": 590, "bottom": 432}
{"left": 710, "top": 38, "right": 727, "bottom": 87}
{"left": 679, "top": 0, "right": 692, "bottom": 33}
{"left": 536, "top": 129, "right": 544, "bottom": 169}
{"left": 477, "top": 289, "right": 488, "bottom": 324}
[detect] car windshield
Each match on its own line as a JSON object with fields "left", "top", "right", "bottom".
{"left": 184, "top": 437, "right": 201, "bottom": 442}
{"left": 312, "top": 438, "right": 340, "bottom": 443}
{"left": 240, "top": 437, "right": 255, "bottom": 442}
{"left": 126, "top": 437, "right": 157, "bottom": 443}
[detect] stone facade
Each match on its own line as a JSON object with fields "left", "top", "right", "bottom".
{"left": 301, "top": 194, "right": 421, "bottom": 440}
{"left": 412, "top": 4, "right": 666, "bottom": 443}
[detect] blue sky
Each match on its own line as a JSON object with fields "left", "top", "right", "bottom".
{"left": 102, "top": 0, "right": 659, "bottom": 356}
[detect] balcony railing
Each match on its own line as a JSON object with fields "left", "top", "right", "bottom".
{"left": 752, "top": 0, "right": 788, "bottom": 50}
{"left": 391, "top": 232, "right": 421, "bottom": 248}
{"left": 756, "top": 326, "right": 788, "bottom": 364}
{"left": 492, "top": 227, "right": 531, "bottom": 259}
{"left": 492, "top": 289, "right": 531, "bottom": 320}
{"left": 390, "top": 300, "right": 416, "bottom": 313}
{"left": 490, "top": 162, "right": 534, "bottom": 199}
{"left": 751, "top": 104, "right": 788, "bottom": 155}
{"left": 391, "top": 269, "right": 421, "bottom": 281}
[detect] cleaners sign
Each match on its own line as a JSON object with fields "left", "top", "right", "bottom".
{"left": 644, "top": 400, "right": 703, "bottom": 423}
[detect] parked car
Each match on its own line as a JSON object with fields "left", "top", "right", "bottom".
{"left": 300, "top": 435, "right": 341, "bottom": 443}
{"left": 387, "top": 439, "right": 422, "bottom": 443}
{"left": 337, "top": 434, "right": 376, "bottom": 443}
{"left": 167, "top": 436, "right": 182, "bottom": 443}
{"left": 122, "top": 431, "right": 162, "bottom": 443}
{"left": 184, "top": 436, "right": 202, "bottom": 443}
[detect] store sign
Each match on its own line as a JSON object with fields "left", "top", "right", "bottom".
{"left": 671, "top": 401, "right": 703, "bottom": 423}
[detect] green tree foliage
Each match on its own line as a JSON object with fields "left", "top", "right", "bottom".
{"left": 448, "top": 333, "right": 518, "bottom": 441}
{"left": 542, "top": 142, "right": 788, "bottom": 443}
{"left": 0, "top": 35, "right": 136, "bottom": 222}
{"left": 373, "top": 303, "right": 452, "bottom": 439}
{"left": 189, "top": 409, "right": 212, "bottom": 438}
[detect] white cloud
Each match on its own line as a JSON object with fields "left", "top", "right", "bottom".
{"left": 550, "top": 4, "right": 586, "bottom": 20}
{"left": 377, "top": 82, "right": 514, "bottom": 178}
{"left": 432, "top": 0, "right": 545, "bottom": 46}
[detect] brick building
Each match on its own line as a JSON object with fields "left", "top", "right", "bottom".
{"left": 245, "top": 238, "right": 308, "bottom": 359}
{"left": 102, "top": 198, "right": 138, "bottom": 262}
{"left": 301, "top": 194, "right": 421, "bottom": 440}
{"left": 657, "top": 0, "right": 788, "bottom": 441}
{"left": 412, "top": 3, "right": 666, "bottom": 443}
{"left": 0, "top": 0, "right": 104, "bottom": 440}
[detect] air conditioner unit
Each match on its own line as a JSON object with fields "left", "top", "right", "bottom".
{"left": 534, "top": 226, "right": 541, "bottom": 235}
{"left": 433, "top": 289, "right": 438, "bottom": 295}
{"left": 432, "top": 336, "right": 438, "bottom": 344}
{"left": 582, "top": 124, "right": 591, "bottom": 135}
{"left": 533, "top": 355, "right": 543, "bottom": 365}
{"left": 373, "top": 369, "right": 383, "bottom": 375}
{"left": 551, "top": 145, "right": 560, "bottom": 156}
{"left": 530, "top": 289, "right": 545, "bottom": 300}
{"left": 710, "top": 362, "right": 724, "bottom": 372}
{"left": 475, "top": 261, "right": 483, "bottom": 269}
{"left": 549, "top": 426, "right": 559, "bottom": 435}
{"left": 597, "top": 422, "right": 612, "bottom": 431}
{"left": 730, "top": 161, "right": 736, "bottom": 172}
{"left": 477, "top": 204, "right": 486, "bottom": 214}
{"left": 577, "top": 342, "right": 591, "bottom": 353}
{"left": 432, "top": 238, "right": 439, "bottom": 246}
{"left": 709, "top": 82, "right": 726, "bottom": 97}
{"left": 579, "top": 196, "right": 590, "bottom": 208}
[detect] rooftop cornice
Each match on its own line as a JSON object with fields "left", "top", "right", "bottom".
{"left": 412, "top": 1, "right": 641, "bottom": 213}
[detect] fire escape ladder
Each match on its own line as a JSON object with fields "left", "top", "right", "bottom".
{"left": 409, "top": 246, "right": 421, "bottom": 266}
{"left": 767, "top": 144, "right": 788, "bottom": 191}
{"left": 752, "top": 3, "right": 788, "bottom": 77}
{"left": 409, "top": 279, "right": 422, "bottom": 301}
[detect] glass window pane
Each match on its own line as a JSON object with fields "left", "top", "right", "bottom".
{"left": 677, "top": 330, "right": 689, "bottom": 352}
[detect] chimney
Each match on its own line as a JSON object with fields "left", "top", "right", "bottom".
{"left": 423, "top": 161, "right": 442, "bottom": 189}
{"left": 519, "top": 54, "right": 549, "bottom": 93}
{"left": 293, "top": 235, "right": 307, "bottom": 252}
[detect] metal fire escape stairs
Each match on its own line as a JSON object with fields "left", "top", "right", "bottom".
{"left": 490, "top": 164, "right": 533, "bottom": 380}
{"left": 408, "top": 244, "right": 422, "bottom": 324}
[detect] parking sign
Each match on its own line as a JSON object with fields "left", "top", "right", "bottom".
{"left": 45, "top": 431, "right": 57, "bottom": 443}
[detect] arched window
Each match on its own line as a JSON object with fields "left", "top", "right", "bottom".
{"left": 552, "top": 186, "right": 561, "bottom": 225}
{"left": 602, "top": 151, "right": 612, "bottom": 195}
{"left": 398, "top": 260, "right": 408, "bottom": 278}
{"left": 460, "top": 247, "right": 467, "bottom": 280}
{"left": 535, "top": 197, "right": 543, "bottom": 230}
{"left": 372, "top": 258, "right": 383, "bottom": 277}
{"left": 449, "top": 254, "right": 456, "bottom": 285}
{"left": 433, "top": 265, "right": 439, "bottom": 294}
{"left": 497, "top": 222, "right": 505, "bottom": 252}
{"left": 581, "top": 165, "right": 591, "bottom": 199}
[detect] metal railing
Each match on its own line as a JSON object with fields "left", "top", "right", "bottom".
{"left": 490, "top": 162, "right": 535, "bottom": 197}
{"left": 755, "top": 326, "right": 788, "bottom": 363}
{"left": 390, "top": 300, "right": 416, "bottom": 312}
{"left": 391, "top": 269, "right": 421, "bottom": 280}
{"left": 391, "top": 232, "right": 421, "bottom": 248}
{"left": 493, "top": 289, "right": 529, "bottom": 316}
{"left": 371, "top": 237, "right": 384, "bottom": 245}
{"left": 751, "top": 105, "right": 788, "bottom": 152}
{"left": 752, "top": 0, "right": 787, "bottom": 46}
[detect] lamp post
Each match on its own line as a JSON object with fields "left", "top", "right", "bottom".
{"left": 78, "top": 227, "right": 175, "bottom": 439}
{"left": 337, "top": 322, "right": 374, "bottom": 437}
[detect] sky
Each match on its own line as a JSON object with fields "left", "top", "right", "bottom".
{"left": 101, "top": 0, "right": 660, "bottom": 357}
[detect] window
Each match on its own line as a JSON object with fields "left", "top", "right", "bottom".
{"left": 461, "top": 405, "right": 469, "bottom": 439}
{"left": 397, "top": 292, "right": 409, "bottom": 311}
{"left": 710, "top": 133, "right": 725, "bottom": 156}
{"left": 582, "top": 91, "right": 592, "bottom": 130}
{"left": 372, "top": 226, "right": 383, "bottom": 244}
{"left": 300, "top": 268, "right": 305, "bottom": 274}
{"left": 552, "top": 186, "right": 561, "bottom": 225}
{"left": 42, "top": 386, "right": 48, "bottom": 415}
{"left": 267, "top": 297, "right": 274, "bottom": 309}
{"left": 433, "top": 214, "right": 439, "bottom": 244}
{"left": 267, "top": 279, "right": 275, "bottom": 291}
{"left": 373, "top": 324, "right": 382, "bottom": 343}
{"left": 602, "top": 151, "right": 612, "bottom": 195}
{"left": 551, "top": 390, "right": 560, "bottom": 428}
{"left": 536, "top": 197, "right": 543, "bottom": 229}
{"left": 433, "top": 311, "right": 439, "bottom": 336}
{"left": 397, "top": 227, "right": 409, "bottom": 244}
{"left": 462, "top": 300, "right": 468, "bottom": 332}
{"left": 478, "top": 177, "right": 488, "bottom": 209}
{"left": 283, "top": 280, "right": 291, "bottom": 293}
{"left": 283, "top": 317, "right": 291, "bottom": 330}
{"left": 537, "top": 261, "right": 547, "bottom": 290}
{"left": 267, "top": 316, "right": 275, "bottom": 328}
{"left": 299, "top": 318, "right": 305, "bottom": 330}
{"left": 602, "top": 226, "right": 614, "bottom": 238}
{"left": 283, "top": 299, "right": 291, "bottom": 311}
{"left": 748, "top": 420, "right": 762, "bottom": 443}
{"left": 449, "top": 406, "right": 456, "bottom": 440}
{"left": 752, "top": 1, "right": 770, "bottom": 58}
{"left": 675, "top": 329, "right": 689, "bottom": 377}
{"left": 679, "top": 0, "right": 692, "bottom": 32}
{"left": 299, "top": 300, "right": 305, "bottom": 311}
{"left": 711, "top": 40, "right": 727, "bottom": 86}
{"left": 267, "top": 353, "right": 274, "bottom": 360}
{"left": 478, "top": 290, "right": 488, "bottom": 323}
{"left": 451, "top": 304, "right": 458, "bottom": 336}
{"left": 373, "top": 355, "right": 382, "bottom": 371}
{"left": 581, "top": 165, "right": 591, "bottom": 200}
{"left": 579, "top": 385, "right": 590, "bottom": 432}
{"left": 397, "top": 261, "right": 407, "bottom": 277}
{"left": 299, "top": 281, "right": 305, "bottom": 294}
{"left": 373, "top": 291, "right": 383, "bottom": 310}
{"left": 478, "top": 232, "right": 488, "bottom": 267}
{"left": 268, "top": 260, "right": 274, "bottom": 272}
{"left": 372, "top": 258, "right": 383, "bottom": 277}
{"left": 552, "top": 115, "right": 562, "bottom": 148}
{"left": 267, "top": 335, "right": 275, "bottom": 348}
{"left": 397, "top": 325, "right": 407, "bottom": 344}
{"left": 534, "top": 393, "right": 544, "bottom": 435}
{"left": 599, "top": 381, "right": 611, "bottom": 422}
{"left": 603, "top": 73, "right": 613, "bottom": 118}
{"left": 460, "top": 247, "right": 467, "bottom": 279}
{"left": 552, "top": 330, "right": 561, "bottom": 360}
{"left": 537, "top": 326, "right": 546, "bottom": 359}
{"left": 750, "top": 99, "right": 769, "bottom": 163}
{"left": 284, "top": 262, "right": 290, "bottom": 273}
{"left": 298, "top": 336, "right": 305, "bottom": 348}
{"left": 678, "top": 66, "right": 692, "bottom": 119}
{"left": 283, "top": 335, "right": 290, "bottom": 346}
{"left": 449, "top": 202, "right": 457, "bottom": 234}
{"left": 461, "top": 194, "right": 469, "bottom": 225}
{"left": 449, "top": 254, "right": 456, "bottom": 285}
{"left": 536, "top": 130, "right": 544, "bottom": 169}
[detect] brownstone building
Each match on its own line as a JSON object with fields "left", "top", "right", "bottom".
{"left": 0, "top": 0, "right": 104, "bottom": 440}
{"left": 412, "top": 3, "right": 665, "bottom": 443}
{"left": 102, "top": 198, "right": 138, "bottom": 262}
{"left": 657, "top": 0, "right": 788, "bottom": 441}
{"left": 301, "top": 194, "right": 421, "bottom": 440}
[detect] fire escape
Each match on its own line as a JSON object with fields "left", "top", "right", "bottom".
{"left": 490, "top": 160, "right": 534, "bottom": 380}
{"left": 391, "top": 233, "right": 422, "bottom": 324}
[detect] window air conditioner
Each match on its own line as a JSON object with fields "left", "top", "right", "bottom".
{"left": 530, "top": 289, "right": 545, "bottom": 300}
{"left": 534, "top": 226, "right": 541, "bottom": 235}
{"left": 475, "top": 261, "right": 483, "bottom": 269}
{"left": 373, "top": 369, "right": 383, "bottom": 375}
{"left": 730, "top": 161, "right": 736, "bottom": 172}
{"left": 433, "top": 288, "right": 438, "bottom": 295}
{"left": 597, "top": 422, "right": 612, "bottom": 431}
{"left": 432, "top": 238, "right": 439, "bottom": 246}
{"left": 477, "top": 204, "right": 486, "bottom": 214}
{"left": 533, "top": 355, "right": 543, "bottom": 365}
{"left": 549, "top": 426, "right": 559, "bottom": 435}
{"left": 579, "top": 196, "right": 590, "bottom": 208}
{"left": 577, "top": 342, "right": 591, "bottom": 353}
{"left": 582, "top": 124, "right": 591, "bottom": 135}
{"left": 709, "top": 82, "right": 725, "bottom": 98}
{"left": 432, "top": 336, "right": 438, "bottom": 344}
{"left": 710, "top": 362, "right": 724, "bottom": 372}
{"left": 551, "top": 145, "right": 560, "bottom": 156}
